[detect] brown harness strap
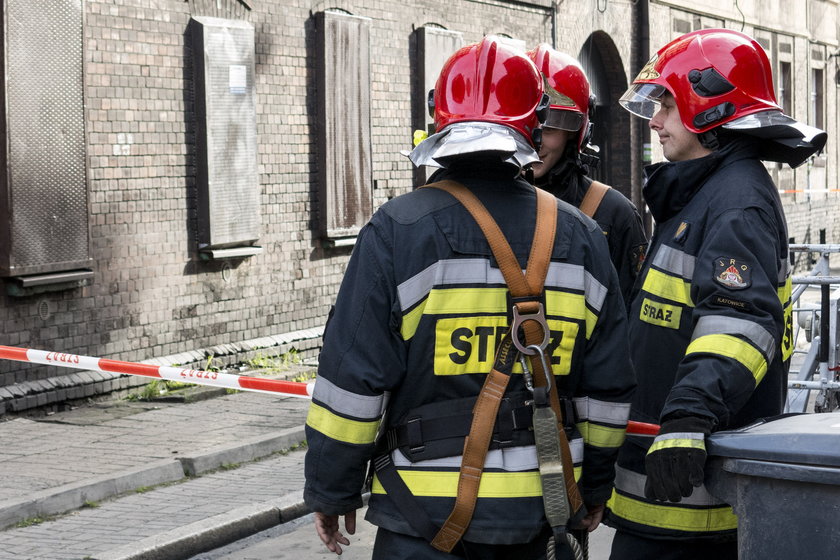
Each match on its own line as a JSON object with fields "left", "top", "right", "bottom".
{"left": 425, "top": 181, "right": 582, "bottom": 552}
{"left": 578, "top": 180, "right": 610, "bottom": 218}
{"left": 431, "top": 364, "right": 513, "bottom": 552}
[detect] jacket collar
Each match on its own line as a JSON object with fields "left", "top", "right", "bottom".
{"left": 535, "top": 158, "right": 587, "bottom": 204}
{"left": 643, "top": 140, "right": 759, "bottom": 223}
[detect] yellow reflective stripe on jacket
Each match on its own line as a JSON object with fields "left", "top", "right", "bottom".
{"left": 778, "top": 276, "right": 793, "bottom": 361}
{"left": 576, "top": 421, "right": 627, "bottom": 448}
{"left": 641, "top": 268, "right": 694, "bottom": 307}
{"left": 305, "top": 403, "right": 380, "bottom": 445}
{"left": 402, "top": 287, "right": 592, "bottom": 342}
{"left": 401, "top": 288, "right": 509, "bottom": 340}
{"left": 371, "top": 466, "right": 583, "bottom": 498}
{"left": 607, "top": 491, "right": 737, "bottom": 532}
{"left": 648, "top": 437, "right": 705, "bottom": 453}
{"left": 400, "top": 288, "right": 598, "bottom": 345}
{"left": 687, "top": 333, "right": 768, "bottom": 384}
{"left": 545, "top": 290, "right": 596, "bottom": 338}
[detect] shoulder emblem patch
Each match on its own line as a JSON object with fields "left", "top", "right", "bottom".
{"left": 673, "top": 221, "right": 690, "bottom": 244}
{"left": 631, "top": 243, "right": 648, "bottom": 276}
{"left": 714, "top": 257, "right": 751, "bottom": 290}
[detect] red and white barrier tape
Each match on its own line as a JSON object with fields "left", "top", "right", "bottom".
{"left": 0, "top": 345, "right": 314, "bottom": 399}
{"left": 0, "top": 345, "right": 659, "bottom": 435}
{"left": 624, "top": 420, "right": 660, "bottom": 437}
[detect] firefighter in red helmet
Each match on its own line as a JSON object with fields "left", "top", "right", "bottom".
{"left": 528, "top": 44, "right": 647, "bottom": 310}
{"left": 305, "top": 36, "right": 634, "bottom": 559}
{"left": 606, "top": 29, "right": 826, "bottom": 560}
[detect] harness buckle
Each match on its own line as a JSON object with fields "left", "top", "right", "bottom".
{"left": 511, "top": 302, "right": 550, "bottom": 355}
{"left": 386, "top": 429, "right": 398, "bottom": 452}
{"left": 373, "top": 453, "right": 391, "bottom": 472}
{"left": 406, "top": 417, "right": 425, "bottom": 454}
{"left": 525, "top": 344, "right": 552, "bottom": 392}
{"left": 493, "top": 397, "right": 514, "bottom": 447}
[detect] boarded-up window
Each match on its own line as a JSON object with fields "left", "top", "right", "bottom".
{"left": 779, "top": 60, "right": 792, "bottom": 114}
{"left": 414, "top": 26, "right": 463, "bottom": 185}
{"left": 190, "top": 17, "right": 260, "bottom": 252}
{"left": 0, "top": 0, "right": 89, "bottom": 278}
{"left": 812, "top": 67, "right": 824, "bottom": 130}
{"left": 315, "top": 11, "right": 373, "bottom": 241}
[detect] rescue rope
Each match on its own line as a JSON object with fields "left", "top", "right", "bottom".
{"left": 546, "top": 531, "right": 584, "bottom": 560}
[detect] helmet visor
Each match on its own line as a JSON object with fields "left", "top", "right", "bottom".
{"left": 618, "top": 83, "right": 667, "bottom": 119}
{"left": 543, "top": 109, "right": 584, "bottom": 132}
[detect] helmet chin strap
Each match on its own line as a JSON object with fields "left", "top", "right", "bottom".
{"left": 566, "top": 142, "right": 599, "bottom": 176}
{"left": 698, "top": 128, "right": 720, "bottom": 151}
{"left": 532, "top": 127, "right": 543, "bottom": 153}
{"left": 524, "top": 165, "right": 536, "bottom": 184}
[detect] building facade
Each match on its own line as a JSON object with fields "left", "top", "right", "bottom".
{"left": 0, "top": 0, "right": 836, "bottom": 414}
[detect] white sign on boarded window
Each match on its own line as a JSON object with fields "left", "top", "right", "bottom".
{"left": 229, "top": 65, "right": 246, "bottom": 94}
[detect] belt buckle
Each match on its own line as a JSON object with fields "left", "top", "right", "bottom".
{"left": 406, "top": 417, "right": 425, "bottom": 454}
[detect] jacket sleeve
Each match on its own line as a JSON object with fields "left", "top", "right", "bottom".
{"left": 303, "top": 220, "right": 405, "bottom": 515}
{"left": 574, "top": 228, "right": 636, "bottom": 506}
{"left": 662, "top": 207, "right": 786, "bottom": 427}
{"left": 610, "top": 202, "right": 648, "bottom": 311}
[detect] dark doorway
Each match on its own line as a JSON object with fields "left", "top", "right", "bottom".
{"left": 579, "top": 32, "right": 631, "bottom": 200}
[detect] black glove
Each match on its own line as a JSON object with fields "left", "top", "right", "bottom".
{"left": 644, "top": 416, "right": 712, "bottom": 502}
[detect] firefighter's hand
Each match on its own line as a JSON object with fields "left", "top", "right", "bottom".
{"left": 576, "top": 503, "right": 605, "bottom": 532}
{"left": 644, "top": 416, "right": 712, "bottom": 502}
{"left": 314, "top": 510, "right": 356, "bottom": 555}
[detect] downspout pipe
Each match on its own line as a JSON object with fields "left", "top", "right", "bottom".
{"left": 630, "top": 0, "right": 651, "bottom": 234}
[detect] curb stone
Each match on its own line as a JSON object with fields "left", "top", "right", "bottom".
{"left": 94, "top": 491, "right": 308, "bottom": 560}
{"left": 0, "top": 426, "right": 306, "bottom": 530}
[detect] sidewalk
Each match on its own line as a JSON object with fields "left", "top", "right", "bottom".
{"left": 0, "top": 377, "right": 314, "bottom": 560}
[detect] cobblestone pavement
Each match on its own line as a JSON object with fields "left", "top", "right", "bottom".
{"left": 0, "top": 386, "right": 312, "bottom": 559}
{"left": 0, "top": 389, "right": 309, "bottom": 503}
{"left": 0, "top": 391, "right": 308, "bottom": 500}
{"left": 0, "top": 447, "right": 307, "bottom": 560}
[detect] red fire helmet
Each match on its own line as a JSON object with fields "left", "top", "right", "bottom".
{"left": 528, "top": 44, "right": 593, "bottom": 150}
{"left": 619, "top": 28, "right": 780, "bottom": 133}
{"left": 433, "top": 36, "right": 545, "bottom": 147}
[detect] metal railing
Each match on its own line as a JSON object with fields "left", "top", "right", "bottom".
{"left": 785, "top": 244, "right": 840, "bottom": 413}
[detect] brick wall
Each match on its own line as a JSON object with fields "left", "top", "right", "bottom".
{"left": 0, "top": 0, "right": 556, "bottom": 413}
{"left": 1, "top": 0, "right": 837, "bottom": 415}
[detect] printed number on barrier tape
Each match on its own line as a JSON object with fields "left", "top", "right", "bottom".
{"left": 0, "top": 345, "right": 314, "bottom": 399}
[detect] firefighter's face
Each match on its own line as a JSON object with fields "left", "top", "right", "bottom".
{"left": 532, "top": 127, "right": 574, "bottom": 180}
{"left": 649, "top": 92, "right": 711, "bottom": 162}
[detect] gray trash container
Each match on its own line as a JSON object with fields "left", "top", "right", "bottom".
{"left": 705, "top": 412, "right": 840, "bottom": 559}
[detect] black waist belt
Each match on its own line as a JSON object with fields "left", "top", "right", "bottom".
{"left": 385, "top": 401, "right": 533, "bottom": 462}
{"left": 372, "top": 390, "right": 577, "bottom": 545}
{"left": 378, "top": 390, "right": 576, "bottom": 463}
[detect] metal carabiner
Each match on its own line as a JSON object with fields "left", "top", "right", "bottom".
{"left": 511, "top": 302, "right": 550, "bottom": 356}
{"left": 519, "top": 353, "right": 535, "bottom": 392}
{"left": 525, "top": 344, "right": 552, "bottom": 392}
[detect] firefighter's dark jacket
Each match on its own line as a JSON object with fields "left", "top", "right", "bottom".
{"left": 304, "top": 161, "right": 636, "bottom": 545}
{"left": 606, "top": 139, "right": 792, "bottom": 540}
{"left": 537, "top": 160, "right": 648, "bottom": 309}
